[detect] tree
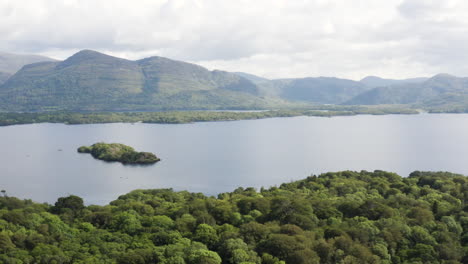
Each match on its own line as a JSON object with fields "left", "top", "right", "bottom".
{"left": 219, "top": 238, "right": 260, "bottom": 264}
{"left": 111, "top": 211, "right": 142, "bottom": 235}
{"left": 186, "top": 249, "right": 222, "bottom": 264}
{"left": 0, "top": 232, "right": 15, "bottom": 253}
{"left": 53, "top": 195, "right": 84, "bottom": 212}
{"left": 193, "top": 224, "right": 219, "bottom": 249}
{"left": 52, "top": 195, "right": 85, "bottom": 221}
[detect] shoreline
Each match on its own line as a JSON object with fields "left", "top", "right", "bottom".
{"left": 0, "top": 108, "right": 421, "bottom": 126}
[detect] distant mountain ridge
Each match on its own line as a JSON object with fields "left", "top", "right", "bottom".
{"left": 234, "top": 73, "right": 372, "bottom": 104}
{"left": 0, "top": 51, "right": 57, "bottom": 74}
{"left": 360, "top": 76, "right": 428, "bottom": 88}
{"left": 345, "top": 73, "right": 468, "bottom": 108}
{"left": 0, "top": 49, "right": 465, "bottom": 111}
{"left": 0, "top": 50, "right": 283, "bottom": 111}
{"left": 234, "top": 72, "right": 270, "bottom": 83}
{"left": 276, "top": 77, "right": 369, "bottom": 104}
{"left": 0, "top": 72, "right": 11, "bottom": 85}
{"left": 234, "top": 72, "right": 468, "bottom": 110}
{"left": 234, "top": 73, "right": 430, "bottom": 105}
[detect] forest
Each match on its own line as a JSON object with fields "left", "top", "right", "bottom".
{"left": 1, "top": 170, "right": 467, "bottom": 263}
{"left": 0, "top": 106, "right": 418, "bottom": 127}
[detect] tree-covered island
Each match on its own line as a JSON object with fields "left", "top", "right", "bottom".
{"left": 78, "top": 143, "right": 160, "bottom": 165}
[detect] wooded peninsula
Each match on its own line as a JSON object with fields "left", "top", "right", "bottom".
{"left": 0, "top": 106, "right": 418, "bottom": 127}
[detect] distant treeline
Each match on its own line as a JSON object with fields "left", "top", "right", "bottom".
{"left": 428, "top": 108, "right": 468, "bottom": 114}
{"left": 0, "top": 170, "right": 467, "bottom": 263}
{"left": 0, "top": 107, "right": 418, "bottom": 126}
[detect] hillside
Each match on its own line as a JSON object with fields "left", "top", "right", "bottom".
{"left": 234, "top": 73, "right": 428, "bottom": 105}
{"left": 345, "top": 83, "right": 436, "bottom": 105}
{"left": 276, "top": 77, "right": 369, "bottom": 104}
{"left": 360, "top": 76, "right": 428, "bottom": 88}
{"left": 346, "top": 74, "right": 468, "bottom": 108}
{"left": 0, "top": 170, "right": 467, "bottom": 263}
{"left": 0, "top": 50, "right": 287, "bottom": 111}
{"left": 234, "top": 72, "right": 270, "bottom": 83}
{"left": 0, "top": 72, "right": 11, "bottom": 85}
{"left": 0, "top": 51, "right": 57, "bottom": 74}
{"left": 232, "top": 73, "right": 373, "bottom": 104}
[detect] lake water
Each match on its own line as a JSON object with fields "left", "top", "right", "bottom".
{"left": 1, "top": 114, "right": 468, "bottom": 205}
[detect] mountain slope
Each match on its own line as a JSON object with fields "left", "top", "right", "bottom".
{"left": 233, "top": 74, "right": 373, "bottom": 104}
{"left": 138, "top": 57, "right": 259, "bottom": 95}
{"left": 234, "top": 72, "right": 270, "bottom": 83}
{"left": 346, "top": 74, "right": 468, "bottom": 106}
{"left": 0, "top": 72, "right": 11, "bottom": 85}
{"left": 235, "top": 74, "right": 430, "bottom": 104}
{"left": 276, "top": 77, "right": 369, "bottom": 104}
{"left": 0, "top": 51, "right": 57, "bottom": 73}
{"left": 0, "top": 50, "right": 145, "bottom": 110}
{"left": 360, "top": 76, "right": 428, "bottom": 88}
{"left": 0, "top": 50, "right": 276, "bottom": 111}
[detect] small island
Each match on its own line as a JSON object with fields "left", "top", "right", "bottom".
{"left": 78, "top": 143, "right": 160, "bottom": 165}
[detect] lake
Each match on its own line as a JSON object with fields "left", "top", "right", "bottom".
{"left": 1, "top": 114, "right": 467, "bottom": 205}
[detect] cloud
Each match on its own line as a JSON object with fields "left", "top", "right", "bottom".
{"left": 0, "top": 0, "right": 467, "bottom": 79}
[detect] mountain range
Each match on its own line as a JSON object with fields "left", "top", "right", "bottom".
{"left": 0, "top": 50, "right": 284, "bottom": 111}
{"left": 0, "top": 49, "right": 467, "bottom": 111}
{"left": 345, "top": 74, "right": 468, "bottom": 109}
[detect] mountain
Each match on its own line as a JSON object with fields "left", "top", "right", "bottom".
{"left": 233, "top": 73, "right": 373, "bottom": 104}
{"left": 5, "top": 49, "right": 464, "bottom": 111}
{"left": 360, "top": 76, "right": 428, "bottom": 88}
{"left": 0, "top": 51, "right": 57, "bottom": 74}
{"left": 234, "top": 72, "right": 270, "bottom": 83}
{"left": 0, "top": 50, "right": 286, "bottom": 111}
{"left": 346, "top": 74, "right": 468, "bottom": 106}
{"left": 138, "top": 56, "right": 259, "bottom": 95}
{"left": 236, "top": 74, "right": 431, "bottom": 104}
{"left": 0, "top": 72, "right": 11, "bottom": 85}
{"left": 277, "top": 77, "right": 370, "bottom": 104}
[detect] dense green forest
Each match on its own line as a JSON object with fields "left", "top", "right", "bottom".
{"left": 1, "top": 170, "right": 467, "bottom": 263}
{"left": 0, "top": 107, "right": 418, "bottom": 126}
{"left": 78, "top": 143, "right": 160, "bottom": 165}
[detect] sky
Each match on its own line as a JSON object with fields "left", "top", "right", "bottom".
{"left": 1, "top": 0, "right": 468, "bottom": 80}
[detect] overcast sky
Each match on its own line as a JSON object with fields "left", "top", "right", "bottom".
{"left": 1, "top": 0, "right": 468, "bottom": 80}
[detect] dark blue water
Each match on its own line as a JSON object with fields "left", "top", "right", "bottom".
{"left": 1, "top": 114, "right": 467, "bottom": 204}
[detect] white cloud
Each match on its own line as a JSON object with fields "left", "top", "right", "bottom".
{"left": 1, "top": 0, "right": 468, "bottom": 80}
